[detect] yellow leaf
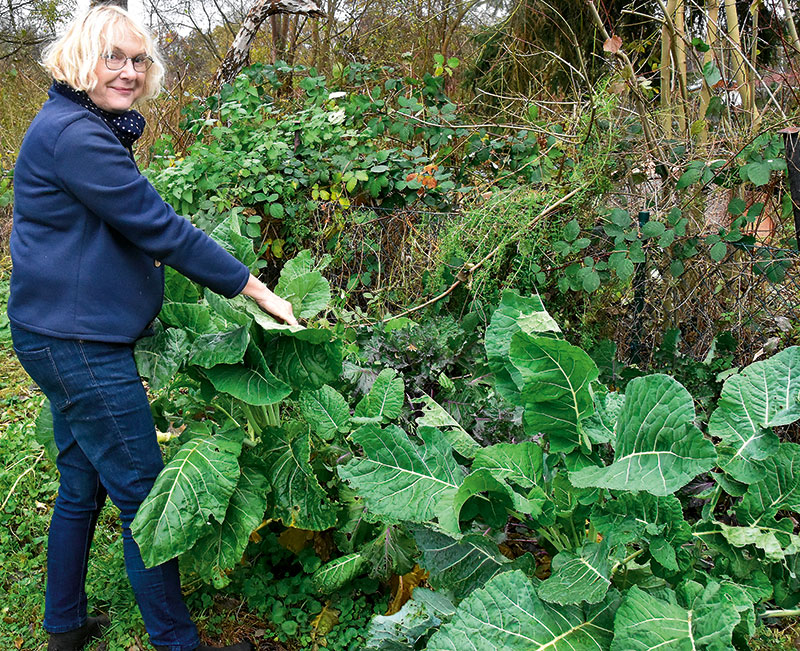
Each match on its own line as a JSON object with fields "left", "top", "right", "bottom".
{"left": 311, "top": 602, "right": 340, "bottom": 640}
{"left": 279, "top": 527, "right": 315, "bottom": 554}
{"left": 386, "top": 565, "right": 429, "bottom": 615}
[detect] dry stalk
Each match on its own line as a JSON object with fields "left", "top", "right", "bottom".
{"left": 382, "top": 184, "right": 587, "bottom": 322}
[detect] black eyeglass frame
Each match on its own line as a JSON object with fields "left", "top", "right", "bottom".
{"left": 101, "top": 51, "right": 153, "bottom": 73}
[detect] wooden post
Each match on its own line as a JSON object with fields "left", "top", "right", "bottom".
{"left": 781, "top": 127, "right": 800, "bottom": 249}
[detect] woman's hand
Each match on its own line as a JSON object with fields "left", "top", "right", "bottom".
{"left": 240, "top": 274, "right": 298, "bottom": 326}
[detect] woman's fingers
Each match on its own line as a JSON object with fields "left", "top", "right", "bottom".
{"left": 259, "top": 294, "right": 298, "bottom": 326}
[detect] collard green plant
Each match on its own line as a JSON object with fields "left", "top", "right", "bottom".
{"left": 324, "top": 289, "right": 800, "bottom": 650}
{"left": 126, "top": 232, "right": 343, "bottom": 585}
{"left": 39, "top": 233, "right": 800, "bottom": 648}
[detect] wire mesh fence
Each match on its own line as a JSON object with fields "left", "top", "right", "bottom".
{"left": 306, "top": 202, "right": 800, "bottom": 368}
{"left": 615, "top": 243, "right": 800, "bottom": 366}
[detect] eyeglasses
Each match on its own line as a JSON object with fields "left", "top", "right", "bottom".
{"left": 101, "top": 51, "right": 153, "bottom": 73}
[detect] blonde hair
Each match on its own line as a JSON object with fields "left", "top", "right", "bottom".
{"left": 42, "top": 5, "right": 164, "bottom": 102}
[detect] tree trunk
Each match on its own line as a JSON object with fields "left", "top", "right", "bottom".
{"left": 674, "top": 0, "right": 687, "bottom": 133}
{"left": 660, "top": 0, "right": 677, "bottom": 137}
{"left": 781, "top": 0, "right": 800, "bottom": 56}
{"left": 211, "top": 0, "right": 323, "bottom": 93}
{"left": 698, "top": 0, "right": 719, "bottom": 146}
{"left": 723, "top": 0, "right": 753, "bottom": 118}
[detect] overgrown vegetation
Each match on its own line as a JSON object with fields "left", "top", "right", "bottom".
{"left": 6, "top": 0, "right": 800, "bottom": 648}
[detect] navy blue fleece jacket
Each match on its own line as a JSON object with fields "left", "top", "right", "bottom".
{"left": 8, "top": 87, "right": 250, "bottom": 343}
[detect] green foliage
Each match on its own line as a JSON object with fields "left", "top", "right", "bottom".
{"left": 146, "top": 62, "right": 562, "bottom": 266}
{"left": 22, "top": 242, "right": 800, "bottom": 648}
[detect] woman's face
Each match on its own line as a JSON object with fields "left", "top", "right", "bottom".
{"left": 88, "top": 34, "right": 147, "bottom": 113}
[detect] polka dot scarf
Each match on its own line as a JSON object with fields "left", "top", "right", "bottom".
{"left": 52, "top": 81, "right": 145, "bottom": 152}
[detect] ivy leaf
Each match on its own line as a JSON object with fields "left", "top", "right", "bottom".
{"left": 570, "top": 375, "right": 716, "bottom": 496}
{"left": 427, "top": 571, "right": 619, "bottom": 651}
{"left": 131, "top": 426, "right": 244, "bottom": 567}
{"left": 338, "top": 425, "right": 464, "bottom": 531}
{"left": 262, "top": 425, "right": 338, "bottom": 530}
{"left": 709, "top": 347, "right": 800, "bottom": 483}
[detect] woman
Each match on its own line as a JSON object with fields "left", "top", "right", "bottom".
{"left": 8, "top": 6, "right": 294, "bottom": 651}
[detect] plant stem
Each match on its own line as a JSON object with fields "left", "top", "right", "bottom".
{"left": 762, "top": 609, "right": 800, "bottom": 618}
{"left": 537, "top": 526, "right": 569, "bottom": 553}
{"left": 611, "top": 548, "right": 645, "bottom": 576}
{"left": 265, "top": 403, "right": 280, "bottom": 427}
{"left": 703, "top": 483, "right": 722, "bottom": 520}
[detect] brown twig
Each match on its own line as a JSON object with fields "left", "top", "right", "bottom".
{"left": 380, "top": 184, "right": 587, "bottom": 322}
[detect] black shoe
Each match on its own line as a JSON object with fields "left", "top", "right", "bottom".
{"left": 47, "top": 615, "right": 110, "bottom": 651}
{"left": 154, "top": 642, "right": 254, "bottom": 651}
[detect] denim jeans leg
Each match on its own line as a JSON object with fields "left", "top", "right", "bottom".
{"left": 11, "top": 326, "right": 200, "bottom": 651}
{"left": 45, "top": 404, "right": 107, "bottom": 632}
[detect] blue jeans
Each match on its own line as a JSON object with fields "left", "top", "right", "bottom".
{"left": 10, "top": 324, "right": 200, "bottom": 651}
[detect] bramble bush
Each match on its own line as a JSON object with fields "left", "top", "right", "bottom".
{"left": 145, "top": 61, "right": 567, "bottom": 261}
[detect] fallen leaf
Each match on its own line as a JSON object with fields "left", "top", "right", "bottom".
{"left": 386, "top": 565, "right": 429, "bottom": 615}
{"left": 603, "top": 34, "right": 623, "bottom": 53}
{"left": 608, "top": 80, "right": 627, "bottom": 95}
{"left": 311, "top": 602, "right": 340, "bottom": 640}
